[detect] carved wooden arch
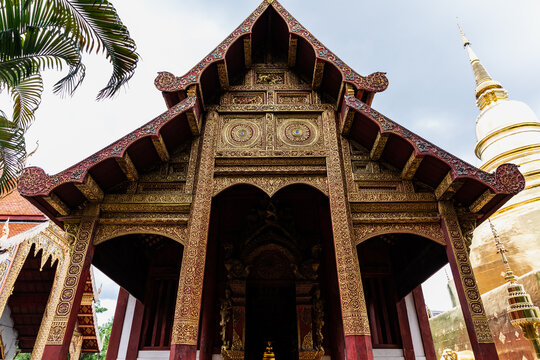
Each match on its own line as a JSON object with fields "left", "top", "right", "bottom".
{"left": 93, "top": 224, "right": 187, "bottom": 246}
{"left": 354, "top": 224, "right": 446, "bottom": 246}
{"left": 213, "top": 177, "right": 329, "bottom": 198}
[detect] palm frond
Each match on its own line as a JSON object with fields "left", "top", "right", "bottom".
{"left": 10, "top": 73, "right": 42, "bottom": 129}
{"left": 0, "top": 27, "right": 84, "bottom": 95}
{"left": 47, "top": 0, "right": 139, "bottom": 99}
{"left": 0, "top": 116, "right": 26, "bottom": 196}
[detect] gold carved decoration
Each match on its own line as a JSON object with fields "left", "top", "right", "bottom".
{"left": 256, "top": 72, "right": 284, "bottom": 85}
{"left": 171, "top": 112, "right": 219, "bottom": 345}
{"left": 219, "top": 116, "right": 265, "bottom": 150}
{"left": 216, "top": 113, "right": 326, "bottom": 158}
{"left": 322, "top": 110, "right": 370, "bottom": 336}
{"left": 276, "top": 92, "right": 310, "bottom": 105}
{"left": 93, "top": 223, "right": 187, "bottom": 246}
{"left": 231, "top": 93, "right": 265, "bottom": 105}
{"left": 354, "top": 223, "right": 445, "bottom": 246}
{"left": 439, "top": 201, "right": 494, "bottom": 343}
{"left": 47, "top": 214, "right": 98, "bottom": 345}
{"left": 213, "top": 176, "right": 328, "bottom": 198}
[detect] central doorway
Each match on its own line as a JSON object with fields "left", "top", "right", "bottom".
{"left": 198, "top": 184, "right": 345, "bottom": 360}
{"left": 245, "top": 281, "right": 298, "bottom": 360}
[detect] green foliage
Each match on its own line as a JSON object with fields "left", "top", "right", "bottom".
{"left": 0, "top": 0, "right": 139, "bottom": 195}
{"left": 94, "top": 299, "right": 107, "bottom": 314}
{"left": 14, "top": 353, "right": 31, "bottom": 360}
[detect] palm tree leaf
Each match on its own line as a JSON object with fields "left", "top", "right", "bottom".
{"left": 0, "top": 27, "right": 84, "bottom": 95}
{"left": 0, "top": 116, "right": 26, "bottom": 196}
{"left": 41, "top": 0, "right": 139, "bottom": 99}
{"left": 10, "top": 73, "right": 42, "bottom": 129}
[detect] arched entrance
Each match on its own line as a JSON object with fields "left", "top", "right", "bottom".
{"left": 7, "top": 245, "right": 58, "bottom": 354}
{"left": 199, "top": 184, "right": 343, "bottom": 360}
{"left": 357, "top": 234, "right": 446, "bottom": 357}
{"left": 92, "top": 234, "right": 183, "bottom": 351}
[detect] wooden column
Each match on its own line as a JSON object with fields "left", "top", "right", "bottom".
{"left": 198, "top": 219, "right": 219, "bottom": 360}
{"left": 323, "top": 110, "right": 373, "bottom": 360}
{"left": 106, "top": 287, "right": 130, "bottom": 360}
{"left": 41, "top": 208, "right": 99, "bottom": 360}
{"left": 396, "top": 298, "right": 416, "bottom": 360}
{"left": 169, "top": 112, "right": 218, "bottom": 360}
{"left": 125, "top": 298, "right": 144, "bottom": 360}
{"left": 412, "top": 286, "right": 437, "bottom": 360}
{"left": 439, "top": 201, "right": 499, "bottom": 360}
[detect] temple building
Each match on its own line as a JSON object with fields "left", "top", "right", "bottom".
{"left": 429, "top": 27, "right": 540, "bottom": 360}
{"left": 0, "top": 191, "right": 101, "bottom": 360}
{"left": 13, "top": 1, "right": 528, "bottom": 359}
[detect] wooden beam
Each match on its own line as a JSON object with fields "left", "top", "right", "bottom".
{"left": 435, "top": 172, "right": 464, "bottom": 200}
{"left": 186, "top": 85, "right": 197, "bottom": 98}
{"left": 115, "top": 153, "right": 138, "bottom": 181}
{"left": 345, "top": 83, "right": 356, "bottom": 97}
{"left": 244, "top": 36, "right": 252, "bottom": 68}
{"left": 288, "top": 35, "right": 298, "bottom": 67}
{"left": 341, "top": 106, "right": 355, "bottom": 136}
{"left": 369, "top": 132, "right": 389, "bottom": 160}
{"left": 217, "top": 61, "right": 229, "bottom": 89}
{"left": 43, "top": 192, "right": 70, "bottom": 216}
{"left": 151, "top": 135, "right": 170, "bottom": 163}
{"left": 469, "top": 189, "right": 496, "bottom": 213}
{"left": 75, "top": 174, "right": 103, "bottom": 203}
{"left": 312, "top": 59, "right": 325, "bottom": 89}
{"left": 401, "top": 153, "right": 423, "bottom": 180}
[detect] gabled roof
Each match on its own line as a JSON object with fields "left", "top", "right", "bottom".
{"left": 17, "top": 0, "right": 524, "bottom": 226}
{"left": 341, "top": 95, "right": 524, "bottom": 221}
{"left": 154, "top": 0, "right": 388, "bottom": 108}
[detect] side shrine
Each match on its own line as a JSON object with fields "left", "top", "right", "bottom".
{"left": 16, "top": 1, "right": 526, "bottom": 359}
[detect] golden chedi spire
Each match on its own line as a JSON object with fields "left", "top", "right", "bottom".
{"left": 458, "top": 24, "right": 508, "bottom": 110}
{"left": 490, "top": 220, "right": 540, "bottom": 358}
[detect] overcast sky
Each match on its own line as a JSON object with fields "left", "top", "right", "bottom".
{"left": 8, "top": 0, "right": 540, "bottom": 323}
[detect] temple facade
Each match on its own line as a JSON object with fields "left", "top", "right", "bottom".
{"left": 15, "top": 1, "right": 526, "bottom": 359}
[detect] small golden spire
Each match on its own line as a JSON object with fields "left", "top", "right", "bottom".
{"left": 490, "top": 219, "right": 540, "bottom": 358}
{"left": 489, "top": 219, "right": 517, "bottom": 283}
{"left": 458, "top": 24, "right": 508, "bottom": 110}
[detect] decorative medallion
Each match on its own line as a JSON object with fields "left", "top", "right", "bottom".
{"left": 278, "top": 119, "right": 319, "bottom": 147}
{"left": 223, "top": 120, "right": 261, "bottom": 148}
{"left": 219, "top": 117, "right": 264, "bottom": 151}
{"left": 495, "top": 163, "right": 525, "bottom": 194}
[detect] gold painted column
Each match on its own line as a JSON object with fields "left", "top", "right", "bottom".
{"left": 439, "top": 201, "right": 498, "bottom": 360}
{"left": 322, "top": 110, "right": 373, "bottom": 359}
{"left": 32, "top": 248, "right": 70, "bottom": 360}
{"left": 41, "top": 207, "right": 99, "bottom": 360}
{"left": 170, "top": 112, "right": 218, "bottom": 360}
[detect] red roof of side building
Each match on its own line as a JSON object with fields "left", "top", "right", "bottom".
{"left": 0, "top": 191, "right": 45, "bottom": 217}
